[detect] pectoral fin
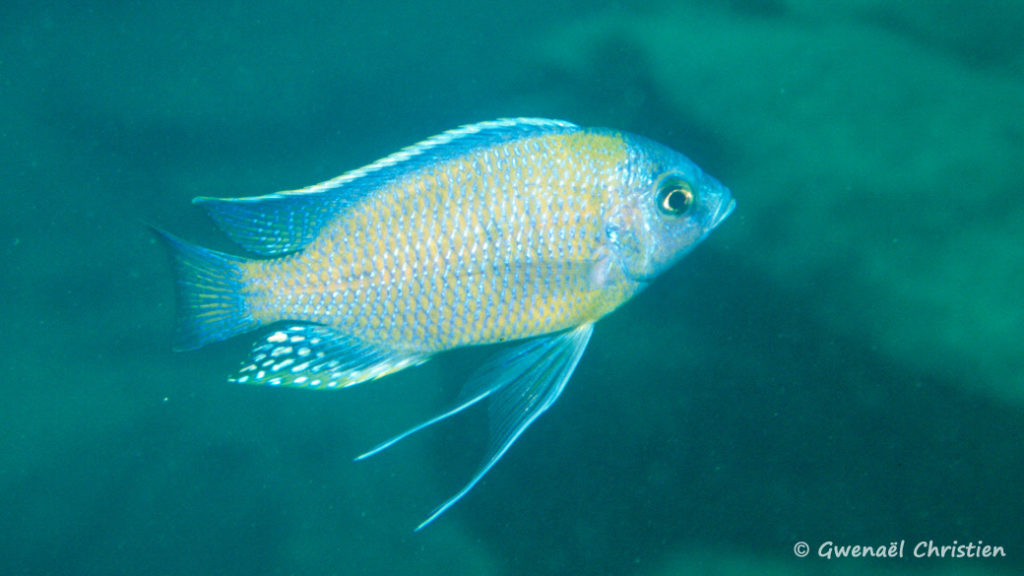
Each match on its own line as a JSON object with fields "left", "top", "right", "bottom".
{"left": 357, "top": 324, "right": 594, "bottom": 530}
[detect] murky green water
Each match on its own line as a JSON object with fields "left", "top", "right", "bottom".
{"left": 2, "top": 1, "right": 1021, "bottom": 574}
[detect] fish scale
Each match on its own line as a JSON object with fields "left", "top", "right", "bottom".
{"left": 244, "top": 132, "right": 624, "bottom": 351}
{"left": 154, "top": 117, "right": 734, "bottom": 529}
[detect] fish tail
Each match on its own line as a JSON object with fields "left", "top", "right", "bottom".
{"left": 151, "top": 227, "right": 259, "bottom": 351}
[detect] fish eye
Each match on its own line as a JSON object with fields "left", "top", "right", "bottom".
{"left": 656, "top": 179, "right": 695, "bottom": 216}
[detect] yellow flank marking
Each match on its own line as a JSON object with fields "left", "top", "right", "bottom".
{"left": 240, "top": 130, "right": 637, "bottom": 350}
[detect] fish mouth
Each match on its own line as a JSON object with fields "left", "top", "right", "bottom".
{"left": 712, "top": 197, "right": 736, "bottom": 227}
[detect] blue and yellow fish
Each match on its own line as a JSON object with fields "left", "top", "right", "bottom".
{"left": 156, "top": 118, "right": 734, "bottom": 528}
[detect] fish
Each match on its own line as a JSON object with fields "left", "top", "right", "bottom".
{"left": 155, "top": 118, "right": 734, "bottom": 529}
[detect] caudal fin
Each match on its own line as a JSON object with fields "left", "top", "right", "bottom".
{"left": 151, "top": 227, "right": 259, "bottom": 351}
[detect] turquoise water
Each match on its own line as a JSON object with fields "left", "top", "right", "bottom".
{"left": 2, "top": 1, "right": 1021, "bottom": 574}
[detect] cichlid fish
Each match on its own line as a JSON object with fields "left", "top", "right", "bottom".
{"left": 156, "top": 118, "right": 734, "bottom": 529}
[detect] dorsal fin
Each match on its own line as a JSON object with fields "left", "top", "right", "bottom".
{"left": 193, "top": 118, "right": 579, "bottom": 256}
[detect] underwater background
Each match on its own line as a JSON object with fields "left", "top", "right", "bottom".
{"left": 2, "top": 1, "right": 1022, "bottom": 574}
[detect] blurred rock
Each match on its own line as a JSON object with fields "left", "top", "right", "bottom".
{"left": 539, "top": 1, "right": 1024, "bottom": 403}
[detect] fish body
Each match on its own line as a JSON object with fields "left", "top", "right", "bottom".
{"left": 157, "top": 118, "right": 734, "bottom": 528}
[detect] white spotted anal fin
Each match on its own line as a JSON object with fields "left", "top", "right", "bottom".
{"left": 191, "top": 118, "right": 579, "bottom": 256}
{"left": 355, "top": 323, "right": 594, "bottom": 530}
{"left": 233, "top": 324, "right": 427, "bottom": 389}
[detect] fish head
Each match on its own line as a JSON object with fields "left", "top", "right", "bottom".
{"left": 605, "top": 133, "right": 735, "bottom": 283}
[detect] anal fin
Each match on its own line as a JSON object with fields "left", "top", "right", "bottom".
{"left": 233, "top": 324, "right": 427, "bottom": 389}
